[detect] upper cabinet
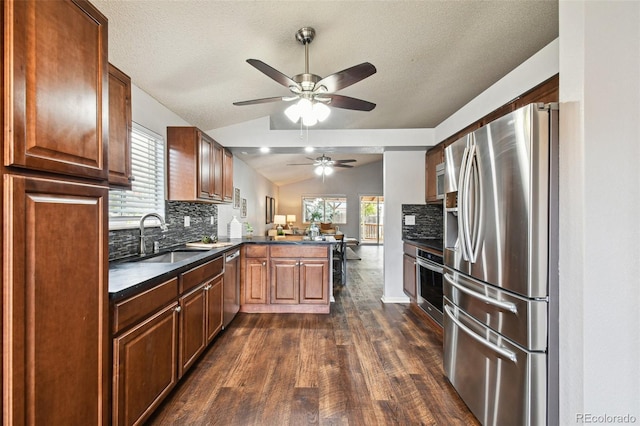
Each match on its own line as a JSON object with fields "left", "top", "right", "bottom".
{"left": 223, "top": 148, "right": 234, "bottom": 203}
{"left": 166, "top": 127, "right": 232, "bottom": 203}
{"left": 3, "top": 0, "right": 108, "bottom": 181}
{"left": 108, "top": 64, "right": 133, "bottom": 188}
{"left": 425, "top": 144, "right": 444, "bottom": 203}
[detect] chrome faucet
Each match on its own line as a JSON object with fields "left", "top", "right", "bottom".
{"left": 139, "top": 213, "right": 169, "bottom": 255}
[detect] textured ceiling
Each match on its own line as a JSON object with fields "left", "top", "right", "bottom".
{"left": 93, "top": 0, "right": 558, "bottom": 184}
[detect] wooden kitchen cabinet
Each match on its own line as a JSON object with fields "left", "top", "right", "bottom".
{"left": 425, "top": 144, "right": 444, "bottom": 203}
{"left": 4, "top": 0, "right": 108, "bottom": 180}
{"left": 178, "top": 257, "right": 224, "bottom": 377}
{"left": 271, "top": 259, "right": 300, "bottom": 304}
{"left": 223, "top": 148, "right": 234, "bottom": 203}
{"left": 403, "top": 253, "right": 417, "bottom": 299}
{"left": 108, "top": 63, "right": 133, "bottom": 188}
{"left": 243, "top": 245, "right": 269, "bottom": 305}
{"left": 113, "top": 302, "right": 180, "bottom": 426}
{"left": 167, "top": 126, "right": 232, "bottom": 202}
{"left": 3, "top": 175, "right": 109, "bottom": 425}
{"left": 299, "top": 260, "right": 330, "bottom": 304}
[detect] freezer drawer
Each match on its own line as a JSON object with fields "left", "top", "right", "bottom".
{"left": 443, "top": 268, "right": 547, "bottom": 351}
{"left": 444, "top": 298, "right": 546, "bottom": 426}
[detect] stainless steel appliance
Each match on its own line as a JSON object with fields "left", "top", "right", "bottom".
{"left": 443, "top": 103, "right": 559, "bottom": 425}
{"left": 416, "top": 249, "right": 444, "bottom": 325}
{"left": 223, "top": 249, "right": 240, "bottom": 328}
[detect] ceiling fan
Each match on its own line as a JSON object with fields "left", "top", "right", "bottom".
{"left": 233, "top": 27, "right": 376, "bottom": 126}
{"left": 287, "top": 154, "right": 356, "bottom": 179}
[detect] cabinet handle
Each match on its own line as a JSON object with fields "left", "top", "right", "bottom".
{"left": 174, "top": 306, "right": 182, "bottom": 313}
{"left": 262, "top": 261, "right": 266, "bottom": 266}
{"left": 299, "top": 262, "right": 303, "bottom": 266}
{"left": 204, "top": 284, "right": 212, "bottom": 291}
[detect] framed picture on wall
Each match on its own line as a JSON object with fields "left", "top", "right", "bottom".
{"left": 265, "top": 196, "right": 272, "bottom": 224}
{"left": 234, "top": 187, "right": 240, "bottom": 209}
{"left": 270, "top": 197, "right": 276, "bottom": 223}
{"left": 241, "top": 198, "right": 247, "bottom": 218}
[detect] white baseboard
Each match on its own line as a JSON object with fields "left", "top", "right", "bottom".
{"left": 380, "top": 295, "right": 410, "bottom": 304}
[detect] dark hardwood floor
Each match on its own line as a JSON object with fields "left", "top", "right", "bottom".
{"left": 147, "top": 245, "right": 478, "bottom": 425}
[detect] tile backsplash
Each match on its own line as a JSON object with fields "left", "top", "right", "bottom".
{"left": 109, "top": 201, "right": 218, "bottom": 261}
{"left": 402, "top": 204, "right": 443, "bottom": 240}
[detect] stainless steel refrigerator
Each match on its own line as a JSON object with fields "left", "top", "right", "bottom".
{"left": 442, "top": 103, "right": 559, "bottom": 425}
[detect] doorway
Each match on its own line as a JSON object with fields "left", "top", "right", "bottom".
{"left": 359, "top": 196, "right": 384, "bottom": 245}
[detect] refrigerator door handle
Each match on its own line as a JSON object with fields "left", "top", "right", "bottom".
{"left": 468, "top": 151, "right": 483, "bottom": 263}
{"left": 458, "top": 145, "right": 471, "bottom": 261}
{"left": 444, "top": 305, "right": 517, "bottom": 362}
{"left": 444, "top": 273, "right": 518, "bottom": 313}
{"left": 461, "top": 144, "right": 476, "bottom": 262}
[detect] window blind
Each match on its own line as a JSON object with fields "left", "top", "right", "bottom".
{"left": 109, "top": 123, "right": 165, "bottom": 227}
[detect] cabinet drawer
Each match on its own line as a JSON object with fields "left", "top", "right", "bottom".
{"left": 245, "top": 244, "right": 268, "bottom": 258}
{"left": 181, "top": 256, "right": 224, "bottom": 293}
{"left": 403, "top": 243, "right": 417, "bottom": 256}
{"left": 113, "top": 277, "right": 179, "bottom": 334}
{"left": 270, "top": 245, "right": 328, "bottom": 258}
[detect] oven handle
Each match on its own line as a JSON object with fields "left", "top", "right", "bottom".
{"left": 416, "top": 258, "right": 443, "bottom": 274}
{"left": 444, "top": 305, "right": 517, "bottom": 362}
{"left": 444, "top": 273, "right": 517, "bottom": 313}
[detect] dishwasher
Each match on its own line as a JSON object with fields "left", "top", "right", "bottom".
{"left": 223, "top": 249, "right": 240, "bottom": 328}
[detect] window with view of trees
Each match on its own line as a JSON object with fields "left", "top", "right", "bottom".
{"left": 302, "top": 196, "right": 347, "bottom": 224}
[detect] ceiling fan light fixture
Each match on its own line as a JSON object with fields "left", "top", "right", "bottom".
{"left": 284, "top": 103, "right": 301, "bottom": 123}
{"left": 314, "top": 165, "right": 324, "bottom": 176}
{"left": 313, "top": 102, "right": 331, "bottom": 122}
{"left": 323, "top": 165, "right": 334, "bottom": 175}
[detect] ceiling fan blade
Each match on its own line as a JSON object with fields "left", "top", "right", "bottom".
{"left": 333, "top": 159, "right": 357, "bottom": 163}
{"left": 333, "top": 164, "right": 354, "bottom": 168}
{"left": 287, "top": 163, "right": 315, "bottom": 166}
{"left": 327, "top": 94, "right": 376, "bottom": 111}
{"left": 315, "top": 62, "right": 376, "bottom": 93}
{"left": 233, "top": 96, "right": 287, "bottom": 106}
{"left": 246, "top": 59, "right": 299, "bottom": 89}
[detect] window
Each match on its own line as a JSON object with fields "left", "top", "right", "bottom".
{"left": 109, "top": 123, "right": 165, "bottom": 228}
{"left": 302, "top": 196, "right": 347, "bottom": 224}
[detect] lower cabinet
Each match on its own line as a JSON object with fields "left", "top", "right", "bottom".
{"left": 179, "top": 274, "right": 223, "bottom": 377}
{"left": 403, "top": 243, "right": 418, "bottom": 299}
{"left": 111, "top": 257, "right": 224, "bottom": 426}
{"left": 113, "top": 302, "right": 180, "bottom": 426}
{"left": 241, "top": 244, "right": 330, "bottom": 313}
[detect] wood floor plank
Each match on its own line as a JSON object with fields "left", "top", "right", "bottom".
{"left": 147, "top": 246, "right": 479, "bottom": 426}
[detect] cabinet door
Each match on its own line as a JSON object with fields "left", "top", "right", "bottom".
{"left": 198, "top": 134, "right": 214, "bottom": 199}
{"left": 222, "top": 148, "right": 234, "bottom": 202}
{"left": 113, "top": 303, "right": 180, "bottom": 426}
{"left": 108, "top": 64, "right": 133, "bottom": 188}
{"left": 425, "top": 145, "right": 443, "bottom": 202}
{"left": 179, "top": 285, "right": 207, "bottom": 377}
{"left": 403, "top": 254, "right": 417, "bottom": 299}
{"left": 3, "top": 175, "right": 109, "bottom": 424}
{"left": 211, "top": 142, "right": 223, "bottom": 201}
{"left": 245, "top": 258, "right": 268, "bottom": 304}
{"left": 271, "top": 259, "right": 300, "bottom": 304}
{"left": 5, "top": 0, "right": 108, "bottom": 180}
{"left": 206, "top": 275, "right": 224, "bottom": 343}
{"left": 299, "top": 259, "right": 329, "bottom": 304}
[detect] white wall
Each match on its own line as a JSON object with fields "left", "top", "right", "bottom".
{"left": 559, "top": 1, "right": 640, "bottom": 422}
{"left": 382, "top": 150, "right": 426, "bottom": 302}
{"left": 131, "top": 84, "right": 190, "bottom": 138}
{"left": 277, "top": 160, "right": 383, "bottom": 238}
{"left": 216, "top": 157, "right": 278, "bottom": 237}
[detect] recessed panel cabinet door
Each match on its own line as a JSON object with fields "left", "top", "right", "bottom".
{"left": 245, "top": 258, "right": 268, "bottom": 304}
{"left": 271, "top": 259, "right": 300, "bottom": 304}
{"left": 3, "top": 175, "right": 109, "bottom": 425}
{"left": 4, "top": 0, "right": 108, "bottom": 180}
{"left": 299, "top": 260, "right": 329, "bottom": 304}
{"left": 206, "top": 276, "right": 224, "bottom": 343}
{"left": 108, "top": 64, "right": 133, "bottom": 188}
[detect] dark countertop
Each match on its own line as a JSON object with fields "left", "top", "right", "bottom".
{"left": 109, "top": 237, "right": 336, "bottom": 301}
{"left": 402, "top": 237, "right": 443, "bottom": 254}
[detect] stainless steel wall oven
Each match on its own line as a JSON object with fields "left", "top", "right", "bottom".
{"left": 416, "top": 249, "right": 444, "bottom": 325}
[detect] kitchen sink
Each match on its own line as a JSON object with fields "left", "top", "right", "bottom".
{"left": 138, "top": 250, "right": 202, "bottom": 264}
